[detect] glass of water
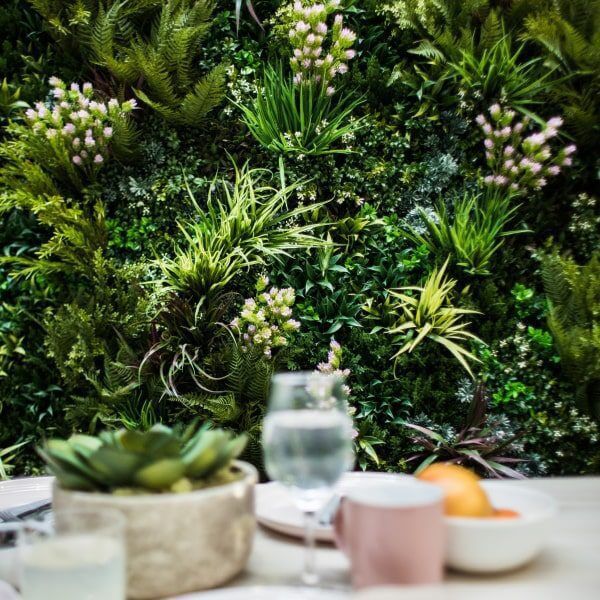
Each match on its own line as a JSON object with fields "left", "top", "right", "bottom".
{"left": 17, "top": 508, "right": 126, "bottom": 600}
{"left": 263, "top": 371, "right": 355, "bottom": 585}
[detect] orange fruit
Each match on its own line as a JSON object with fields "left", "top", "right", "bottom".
{"left": 418, "top": 463, "right": 494, "bottom": 518}
{"left": 491, "top": 508, "right": 520, "bottom": 519}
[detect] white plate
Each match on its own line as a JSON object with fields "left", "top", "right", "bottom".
{"left": 174, "top": 586, "right": 348, "bottom": 599}
{"left": 256, "top": 472, "right": 408, "bottom": 542}
{"left": 0, "top": 477, "right": 53, "bottom": 511}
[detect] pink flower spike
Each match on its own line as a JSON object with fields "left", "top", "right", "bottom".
{"left": 484, "top": 139, "right": 494, "bottom": 149}
{"left": 547, "top": 117, "right": 563, "bottom": 129}
{"left": 565, "top": 145, "right": 577, "bottom": 155}
{"left": 326, "top": 86, "right": 335, "bottom": 96}
{"left": 72, "top": 155, "right": 82, "bottom": 165}
{"left": 489, "top": 103, "right": 501, "bottom": 118}
{"left": 93, "top": 154, "right": 104, "bottom": 164}
{"left": 475, "top": 114, "right": 486, "bottom": 125}
{"left": 548, "top": 165, "right": 561, "bottom": 176}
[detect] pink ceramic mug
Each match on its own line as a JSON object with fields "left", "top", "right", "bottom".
{"left": 333, "top": 478, "right": 445, "bottom": 588}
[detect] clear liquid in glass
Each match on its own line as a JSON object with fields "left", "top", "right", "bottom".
{"left": 263, "top": 409, "right": 354, "bottom": 511}
{"left": 20, "top": 534, "right": 125, "bottom": 600}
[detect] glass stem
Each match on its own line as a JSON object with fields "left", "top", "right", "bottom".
{"left": 302, "top": 510, "right": 319, "bottom": 586}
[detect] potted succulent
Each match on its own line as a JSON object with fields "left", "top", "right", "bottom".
{"left": 41, "top": 423, "right": 257, "bottom": 599}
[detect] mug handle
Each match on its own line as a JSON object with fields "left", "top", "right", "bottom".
{"left": 332, "top": 498, "right": 347, "bottom": 555}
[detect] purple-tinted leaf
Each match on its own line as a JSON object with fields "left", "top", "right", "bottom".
{"left": 487, "top": 460, "right": 527, "bottom": 479}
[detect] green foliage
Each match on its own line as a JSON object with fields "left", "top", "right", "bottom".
{"left": 447, "top": 35, "right": 554, "bottom": 111}
{"left": 0, "top": 440, "right": 28, "bottom": 480}
{"left": 40, "top": 422, "right": 247, "bottom": 493}
{"left": 542, "top": 252, "right": 600, "bottom": 418}
{"left": 156, "top": 160, "right": 328, "bottom": 305}
{"left": 0, "top": 79, "right": 29, "bottom": 127}
{"left": 403, "top": 192, "right": 525, "bottom": 276}
{"left": 521, "top": 0, "right": 600, "bottom": 146}
{"left": 0, "top": 0, "right": 598, "bottom": 479}
{"left": 238, "top": 64, "right": 364, "bottom": 156}
{"left": 366, "top": 258, "right": 483, "bottom": 377}
{"left": 29, "top": 0, "right": 226, "bottom": 126}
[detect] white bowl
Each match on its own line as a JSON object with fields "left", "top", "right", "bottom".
{"left": 445, "top": 481, "right": 558, "bottom": 573}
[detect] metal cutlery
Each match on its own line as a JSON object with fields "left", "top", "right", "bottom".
{"left": 0, "top": 499, "right": 51, "bottom": 523}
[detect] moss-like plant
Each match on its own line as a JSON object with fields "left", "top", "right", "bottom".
{"left": 40, "top": 423, "right": 247, "bottom": 493}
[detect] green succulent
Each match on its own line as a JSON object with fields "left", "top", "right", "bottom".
{"left": 40, "top": 423, "right": 247, "bottom": 494}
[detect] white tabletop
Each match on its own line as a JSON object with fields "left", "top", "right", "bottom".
{"left": 228, "top": 477, "right": 600, "bottom": 600}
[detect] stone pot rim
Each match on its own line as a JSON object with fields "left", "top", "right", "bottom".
{"left": 53, "top": 459, "right": 258, "bottom": 504}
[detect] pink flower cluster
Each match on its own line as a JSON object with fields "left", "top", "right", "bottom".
{"left": 25, "top": 76, "right": 136, "bottom": 173}
{"left": 230, "top": 277, "right": 300, "bottom": 358}
{"left": 316, "top": 338, "right": 351, "bottom": 396}
{"left": 477, "top": 104, "right": 575, "bottom": 195}
{"left": 288, "top": 1, "right": 357, "bottom": 93}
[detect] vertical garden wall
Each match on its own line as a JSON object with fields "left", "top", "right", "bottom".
{"left": 0, "top": 0, "right": 599, "bottom": 478}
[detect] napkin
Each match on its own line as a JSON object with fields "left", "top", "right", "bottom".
{"left": 0, "top": 580, "right": 19, "bottom": 599}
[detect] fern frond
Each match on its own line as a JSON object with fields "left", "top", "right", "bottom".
{"left": 178, "top": 65, "right": 226, "bottom": 125}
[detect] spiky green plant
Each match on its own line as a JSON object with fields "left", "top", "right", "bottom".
{"left": 0, "top": 79, "right": 28, "bottom": 126}
{"left": 385, "top": 258, "right": 483, "bottom": 376}
{"left": 542, "top": 252, "right": 600, "bottom": 418}
{"left": 448, "top": 34, "right": 554, "bottom": 112}
{"left": 404, "top": 193, "right": 526, "bottom": 276}
{"left": 237, "top": 64, "right": 364, "bottom": 156}
{"left": 0, "top": 441, "right": 28, "bottom": 480}
{"left": 155, "top": 160, "right": 328, "bottom": 304}
{"left": 40, "top": 423, "right": 247, "bottom": 493}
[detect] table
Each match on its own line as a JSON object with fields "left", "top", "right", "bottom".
{"left": 227, "top": 478, "right": 600, "bottom": 599}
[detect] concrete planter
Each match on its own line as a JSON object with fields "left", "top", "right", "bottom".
{"left": 53, "top": 461, "right": 258, "bottom": 599}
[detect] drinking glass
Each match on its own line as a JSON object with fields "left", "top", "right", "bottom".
{"left": 262, "top": 371, "right": 355, "bottom": 585}
{"left": 2, "top": 508, "right": 126, "bottom": 600}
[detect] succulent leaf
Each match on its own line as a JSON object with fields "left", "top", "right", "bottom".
{"left": 134, "top": 458, "right": 186, "bottom": 491}
{"left": 40, "top": 423, "right": 247, "bottom": 494}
